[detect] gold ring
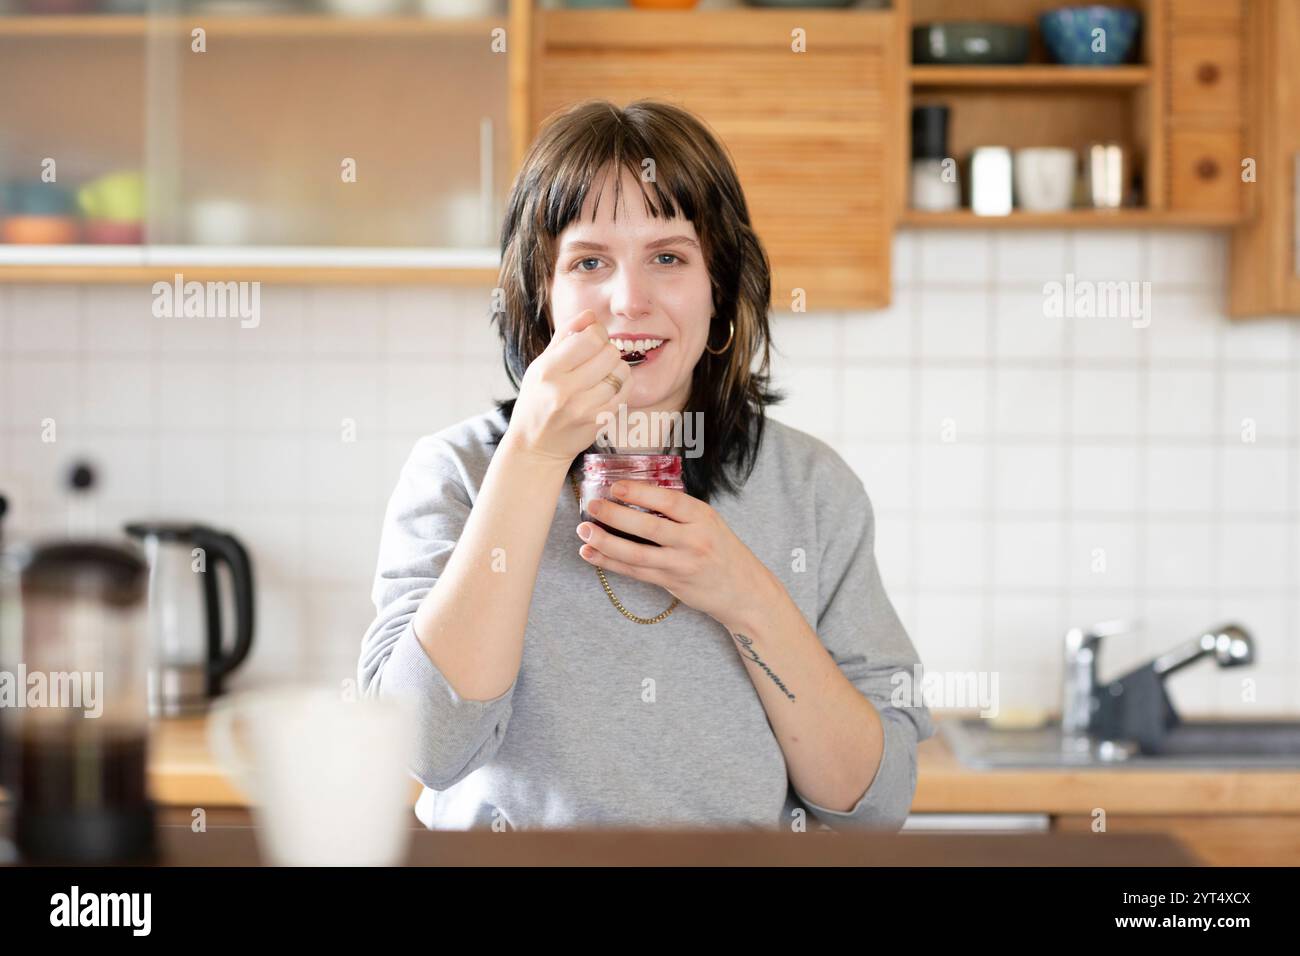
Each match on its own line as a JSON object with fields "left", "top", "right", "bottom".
{"left": 602, "top": 372, "right": 623, "bottom": 392}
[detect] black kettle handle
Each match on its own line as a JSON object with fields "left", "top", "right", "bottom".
{"left": 196, "top": 529, "right": 255, "bottom": 690}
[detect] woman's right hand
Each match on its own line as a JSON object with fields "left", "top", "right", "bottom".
{"left": 504, "top": 309, "right": 632, "bottom": 465}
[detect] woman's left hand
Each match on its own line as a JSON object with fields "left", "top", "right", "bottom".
{"left": 576, "top": 480, "right": 778, "bottom": 631}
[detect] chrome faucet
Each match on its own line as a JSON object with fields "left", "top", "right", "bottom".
{"left": 1063, "top": 620, "right": 1256, "bottom": 751}
{"left": 1062, "top": 619, "right": 1131, "bottom": 739}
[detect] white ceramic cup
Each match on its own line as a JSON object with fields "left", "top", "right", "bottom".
{"left": 420, "top": 0, "right": 499, "bottom": 15}
{"left": 186, "top": 198, "right": 254, "bottom": 246}
{"left": 1013, "top": 148, "right": 1077, "bottom": 212}
{"left": 207, "top": 685, "right": 416, "bottom": 866}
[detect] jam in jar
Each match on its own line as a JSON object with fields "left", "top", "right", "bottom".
{"left": 579, "top": 453, "right": 684, "bottom": 547}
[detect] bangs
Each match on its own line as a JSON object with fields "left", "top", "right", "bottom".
{"left": 536, "top": 117, "right": 701, "bottom": 244}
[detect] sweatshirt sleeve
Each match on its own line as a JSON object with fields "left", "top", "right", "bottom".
{"left": 357, "top": 434, "right": 518, "bottom": 792}
{"left": 788, "top": 454, "right": 935, "bottom": 833}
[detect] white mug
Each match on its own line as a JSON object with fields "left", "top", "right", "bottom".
{"left": 1014, "top": 148, "right": 1077, "bottom": 212}
{"left": 186, "top": 198, "right": 254, "bottom": 246}
{"left": 207, "top": 685, "right": 416, "bottom": 866}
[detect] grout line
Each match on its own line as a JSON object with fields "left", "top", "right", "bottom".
{"left": 296, "top": 285, "right": 313, "bottom": 682}
{"left": 1060, "top": 239, "right": 1076, "bottom": 634}
{"left": 984, "top": 234, "right": 999, "bottom": 668}
{"left": 1134, "top": 234, "right": 1150, "bottom": 661}
{"left": 13, "top": 348, "right": 1300, "bottom": 372}
{"left": 1289, "top": 319, "right": 1300, "bottom": 707}
{"left": 1208, "top": 271, "right": 1228, "bottom": 712}
{"left": 907, "top": 233, "right": 922, "bottom": 629}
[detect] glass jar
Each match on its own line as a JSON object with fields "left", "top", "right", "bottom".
{"left": 579, "top": 453, "right": 684, "bottom": 547}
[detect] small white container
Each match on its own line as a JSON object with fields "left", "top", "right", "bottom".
{"left": 1014, "top": 147, "right": 1077, "bottom": 212}
{"left": 968, "top": 146, "right": 1013, "bottom": 216}
{"left": 420, "top": 0, "right": 500, "bottom": 15}
{"left": 910, "top": 158, "right": 961, "bottom": 212}
{"left": 322, "top": 0, "right": 410, "bottom": 17}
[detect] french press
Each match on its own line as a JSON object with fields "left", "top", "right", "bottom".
{"left": 0, "top": 537, "right": 157, "bottom": 864}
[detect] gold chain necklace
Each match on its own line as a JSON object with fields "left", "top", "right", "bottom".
{"left": 570, "top": 473, "right": 680, "bottom": 624}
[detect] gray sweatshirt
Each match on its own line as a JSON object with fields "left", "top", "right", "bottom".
{"left": 358, "top": 407, "right": 934, "bottom": 832}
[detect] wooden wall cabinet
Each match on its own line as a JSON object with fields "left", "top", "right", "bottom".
{"left": 523, "top": 7, "right": 903, "bottom": 311}
{"left": 0, "top": 13, "right": 510, "bottom": 285}
{"left": 1229, "top": 0, "right": 1300, "bottom": 315}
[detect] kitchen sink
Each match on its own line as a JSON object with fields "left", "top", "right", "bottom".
{"left": 941, "top": 716, "right": 1300, "bottom": 770}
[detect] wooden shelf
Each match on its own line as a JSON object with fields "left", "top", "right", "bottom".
{"left": 0, "top": 14, "right": 505, "bottom": 39}
{"left": 910, "top": 65, "right": 1152, "bottom": 88}
{"left": 899, "top": 209, "right": 1244, "bottom": 229}
{"left": 0, "top": 244, "right": 501, "bottom": 284}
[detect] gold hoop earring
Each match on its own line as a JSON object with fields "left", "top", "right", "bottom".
{"left": 704, "top": 319, "right": 735, "bottom": 355}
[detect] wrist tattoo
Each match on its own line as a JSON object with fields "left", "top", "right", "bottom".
{"left": 731, "top": 632, "right": 796, "bottom": 701}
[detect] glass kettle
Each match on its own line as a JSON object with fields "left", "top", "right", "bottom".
{"left": 124, "top": 523, "right": 255, "bottom": 717}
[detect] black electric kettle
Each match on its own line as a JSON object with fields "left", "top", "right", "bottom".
{"left": 123, "top": 522, "right": 255, "bottom": 716}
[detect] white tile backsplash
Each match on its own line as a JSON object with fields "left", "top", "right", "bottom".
{"left": 1145, "top": 520, "right": 1216, "bottom": 591}
{"left": 1222, "top": 368, "right": 1293, "bottom": 440}
{"left": 841, "top": 367, "right": 912, "bottom": 438}
{"left": 918, "top": 442, "right": 986, "bottom": 512}
{"left": 916, "top": 516, "right": 987, "bottom": 590}
{"left": 1070, "top": 367, "right": 1143, "bottom": 438}
{"left": 8, "top": 286, "right": 79, "bottom": 352}
{"left": 1070, "top": 443, "right": 1140, "bottom": 513}
{"left": 1, "top": 227, "right": 1297, "bottom": 713}
{"left": 918, "top": 231, "right": 991, "bottom": 284}
{"left": 1147, "top": 290, "right": 1222, "bottom": 361}
{"left": 1071, "top": 230, "right": 1144, "bottom": 280}
{"left": 992, "top": 445, "right": 1064, "bottom": 514}
{"left": 1066, "top": 519, "right": 1139, "bottom": 591}
{"left": 1218, "top": 521, "right": 1291, "bottom": 592}
{"left": 1147, "top": 232, "right": 1226, "bottom": 288}
{"left": 993, "top": 519, "right": 1063, "bottom": 590}
{"left": 1145, "top": 368, "right": 1216, "bottom": 437}
{"left": 919, "top": 288, "right": 989, "bottom": 358}
{"left": 842, "top": 289, "right": 913, "bottom": 359}
{"left": 992, "top": 231, "right": 1069, "bottom": 284}
{"left": 1142, "top": 445, "right": 1216, "bottom": 512}
{"left": 1221, "top": 446, "right": 1292, "bottom": 514}
{"left": 992, "top": 289, "right": 1069, "bottom": 359}
{"left": 920, "top": 367, "right": 988, "bottom": 439}
{"left": 995, "top": 368, "right": 1064, "bottom": 437}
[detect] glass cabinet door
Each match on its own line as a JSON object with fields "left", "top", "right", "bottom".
{"left": 144, "top": 0, "right": 510, "bottom": 255}
{"left": 0, "top": 16, "right": 146, "bottom": 252}
{"left": 0, "top": 1, "right": 509, "bottom": 271}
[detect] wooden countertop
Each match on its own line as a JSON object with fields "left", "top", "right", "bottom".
{"left": 146, "top": 823, "right": 1200, "bottom": 866}
{"left": 144, "top": 712, "right": 1300, "bottom": 816}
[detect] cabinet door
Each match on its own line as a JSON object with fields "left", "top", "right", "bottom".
{"left": 144, "top": 22, "right": 509, "bottom": 251}
{"left": 1165, "top": 0, "right": 1245, "bottom": 219}
{"left": 532, "top": 10, "right": 899, "bottom": 310}
{"left": 1170, "top": 128, "right": 1242, "bottom": 216}
{"left": 1170, "top": 33, "right": 1242, "bottom": 117}
{"left": 1229, "top": 0, "right": 1300, "bottom": 315}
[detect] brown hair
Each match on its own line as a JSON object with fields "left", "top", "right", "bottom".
{"left": 488, "top": 98, "right": 784, "bottom": 502}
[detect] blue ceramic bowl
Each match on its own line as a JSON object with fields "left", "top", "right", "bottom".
{"left": 1039, "top": 6, "right": 1140, "bottom": 66}
{"left": 3, "top": 180, "right": 76, "bottom": 216}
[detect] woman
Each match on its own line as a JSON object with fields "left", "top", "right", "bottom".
{"left": 359, "top": 99, "right": 933, "bottom": 832}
